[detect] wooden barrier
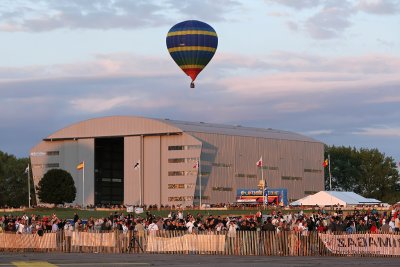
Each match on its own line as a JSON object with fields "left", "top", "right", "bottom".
{"left": 0, "top": 232, "right": 57, "bottom": 251}
{"left": 1, "top": 230, "right": 400, "bottom": 257}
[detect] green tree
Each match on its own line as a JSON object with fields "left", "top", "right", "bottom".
{"left": 324, "top": 146, "right": 363, "bottom": 192}
{"left": 0, "top": 151, "right": 32, "bottom": 207}
{"left": 325, "top": 146, "right": 400, "bottom": 203}
{"left": 37, "top": 169, "right": 76, "bottom": 205}
{"left": 358, "top": 148, "right": 399, "bottom": 203}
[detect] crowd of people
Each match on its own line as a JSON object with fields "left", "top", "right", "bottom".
{"left": 1, "top": 206, "right": 400, "bottom": 236}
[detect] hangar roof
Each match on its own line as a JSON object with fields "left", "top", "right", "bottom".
{"left": 160, "top": 119, "right": 320, "bottom": 143}
{"left": 45, "top": 116, "right": 320, "bottom": 143}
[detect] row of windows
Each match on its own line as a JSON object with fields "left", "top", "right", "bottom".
{"left": 212, "top": 163, "right": 232, "bottom": 168}
{"left": 212, "top": 187, "right": 232, "bottom": 191}
{"left": 168, "top": 171, "right": 197, "bottom": 176}
{"left": 260, "top": 166, "right": 279, "bottom": 170}
{"left": 168, "top": 196, "right": 194, "bottom": 202}
{"left": 168, "top": 145, "right": 201, "bottom": 151}
{"left": 235, "top": 173, "right": 257, "bottom": 178}
{"left": 32, "top": 163, "right": 60, "bottom": 168}
{"left": 194, "top": 195, "right": 209, "bottom": 200}
{"left": 168, "top": 158, "right": 198, "bottom": 163}
{"left": 99, "top": 178, "right": 123, "bottom": 183}
{"left": 282, "top": 176, "right": 303, "bottom": 181}
{"left": 30, "top": 151, "right": 60, "bottom": 157}
{"left": 167, "top": 195, "right": 211, "bottom": 202}
{"left": 167, "top": 183, "right": 195, "bottom": 189}
{"left": 168, "top": 171, "right": 211, "bottom": 176}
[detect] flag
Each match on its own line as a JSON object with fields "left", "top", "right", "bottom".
{"left": 134, "top": 161, "right": 140, "bottom": 170}
{"left": 193, "top": 160, "right": 199, "bottom": 169}
{"left": 77, "top": 162, "right": 84, "bottom": 170}
{"left": 24, "top": 165, "right": 29, "bottom": 174}
{"left": 323, "top": 159, "right": 328, "bottom": 168}
{"left": 256, "top": 157, "right": 263, "bottom": 167}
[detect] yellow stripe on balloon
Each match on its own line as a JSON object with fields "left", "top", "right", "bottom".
{"left": 167, "top": 30, "right": 217, "bottom": 37}
{"left": 180, "top": 65, "right": 205, "bottom": 69}
{"left": 168, "top": 46, "right": 216, "bottom": 53}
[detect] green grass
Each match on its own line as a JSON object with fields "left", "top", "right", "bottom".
{"left": 1, "top": 208, "right": 265, "bottom": 220}
{"left": 2, "top": 207, "right": 368, "bottom": 220}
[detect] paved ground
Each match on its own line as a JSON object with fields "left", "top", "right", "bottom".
{"left": 0, "top": 253, "right": 399, "bottom": 267}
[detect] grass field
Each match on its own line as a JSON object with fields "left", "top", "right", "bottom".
{"left": 0, "top": 207, "right": 263, "bottom": 220}
{"left": 1, "top": 206, "right": 370, "bottom": 220}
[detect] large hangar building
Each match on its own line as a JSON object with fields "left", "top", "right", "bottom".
{"left": 30, "top": 116, "right": 324, "bottom": 206}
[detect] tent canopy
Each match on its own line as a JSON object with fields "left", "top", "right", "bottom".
{"left": 290, "top": 191, "right": 381, "bottom": 207}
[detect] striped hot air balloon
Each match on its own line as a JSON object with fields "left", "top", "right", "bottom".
{"left": 166, "top": 20, "right": 218, "bottom": 88}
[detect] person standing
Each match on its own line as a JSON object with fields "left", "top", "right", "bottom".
{"left": 133, "top": 219, "right": 145, "bottom": 252}
{"left": 64, "top": 221, "right": 73, "bottom": 252}
{"left": 226, "top": 221, "right": 237, "bottom": 254}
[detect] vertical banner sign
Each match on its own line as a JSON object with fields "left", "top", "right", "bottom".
{"left": 264, "top": 189, "right": 268, "bottom": 205}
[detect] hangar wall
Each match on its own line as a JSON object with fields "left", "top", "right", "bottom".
{"left": 30, "top": 116, "right": 324, "bottom": 206}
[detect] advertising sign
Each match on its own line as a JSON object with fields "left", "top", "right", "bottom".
{"left": 126, "top": 206, "right": 134, "bottom": 213}
{"left": 319, "top": 233, "right": 400, "bottom": 256}
{"left": 236, "top": 188, "right": 288, "bottom": 206}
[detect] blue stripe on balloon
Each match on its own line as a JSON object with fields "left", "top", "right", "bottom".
{"left": 166, "top": 35, "right": 218, "bottom": 49}
{"left": 168, "top": 20, "right": 216, "bottom": 33}
{"left": 169, "top": 50, "right": 215, "bottom": 59}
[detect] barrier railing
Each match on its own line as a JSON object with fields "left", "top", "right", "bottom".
{"left": 1, "top": 230, "right": 400, "bottom": 257}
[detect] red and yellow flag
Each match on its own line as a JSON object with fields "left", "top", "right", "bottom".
{"left": 322, "top": 159, "right": 328, "bottom": 168}
{"left": 76, "top": 162, "right": 84, "bottom": 170}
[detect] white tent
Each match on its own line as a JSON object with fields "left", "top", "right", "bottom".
{"left": 290, "top": 191, "right": 381, "bottom": 207}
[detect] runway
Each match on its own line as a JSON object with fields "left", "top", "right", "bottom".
{"left": 1, "top": 253, "right": 400, "bottom": 267}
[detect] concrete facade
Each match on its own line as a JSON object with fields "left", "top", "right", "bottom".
{"left": 30, "top": 116, "right": 324, "bottom": 206}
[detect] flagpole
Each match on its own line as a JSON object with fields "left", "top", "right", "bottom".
{"left": 261, "top": 157, "right": 265, "bottom": 210}
{"left": 199, "top": 158, "right": 202, "bottom": 209}
{"left": 139, "top": 161, "right": 142, "bottom": 206}
{"left": 27, "top": 164, "right": 31, "bottom": 209}
{"left": 82, "top": 161, "right": 85, "bottom": 208}
{"left": 328, "top": 154, "right": 332, "bottom": 191}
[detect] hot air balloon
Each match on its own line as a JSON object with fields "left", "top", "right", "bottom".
{"left": 166, "top": 20, "right": 218, "bottom": 88}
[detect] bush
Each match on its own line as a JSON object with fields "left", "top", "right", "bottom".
{"left": 37, "top": 169, "right": 76, "bottom": 205}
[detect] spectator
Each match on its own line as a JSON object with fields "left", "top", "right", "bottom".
{"left": 381, "top": 219, "right": 391, "bottom": 233}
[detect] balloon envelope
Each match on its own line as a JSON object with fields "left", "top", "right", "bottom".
{"left": 166, "top": 20, "right": 218, "bottom": 86}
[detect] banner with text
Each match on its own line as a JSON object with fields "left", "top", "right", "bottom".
{"left": 319, "top": 233, "right": 400, "bottom": 256}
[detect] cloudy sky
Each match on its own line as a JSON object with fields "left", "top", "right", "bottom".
{"left": 0, "top": 0, "right": 399, "bottom": 163}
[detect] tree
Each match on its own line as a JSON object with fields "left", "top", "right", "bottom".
{"left": 325, "top": 145, "right": 400, "bottom": 203}
{"left": 37, "top": 169, "right": 76, "bottom": 205}
{"left": 0, "top": 151, "right": 32, "bottom": 207}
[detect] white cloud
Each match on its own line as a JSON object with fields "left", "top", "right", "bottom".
{"left": 286, "top": 21, "right": 299, "bottom": 31}
{"left": 0, "top": 0, "right": 241, "bottom": 32}
{"left": 304, "top": 129, "right": 333, "bottom": 135}
{"left": 70, "top": 96, "right": 137, "bottom": 113}
{"left": 367, "top": 96, "right": 400, "bottom": 104}
{"left": 265, "top": 0, "right": 324, "bottom": 10}
{"left": 357, "top": 0, "right": 400, "bottom": 14}
{"left": 211, "top": 52, "right": 400, "bottom": 99}
{"left": 166, "top": 0, "right": 242, "bottom": 22}
{"left": 272, "top": 102, "right": 320, "bottom": 113}
{"left": 267, "top": 12, "right": 290, "bottom": 17}
{"left": 305, "top": 3, "right": 354, "bottom": 39}
{"left": 69, "top": 94, "right": 175, "bottom": 113}
{"left": 0, "top": 53, "right": 176, "bottom": 81}
{"left": 352, "top": 126, "right": 400, "bottom": 137}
